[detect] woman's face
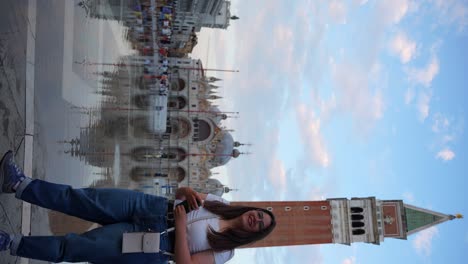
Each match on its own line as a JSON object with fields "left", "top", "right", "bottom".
{"left": 239, "top": 210, "right": 273, "bottom": 233}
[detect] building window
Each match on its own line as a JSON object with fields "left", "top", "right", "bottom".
{"left": 321, "top": 206, "right": 328, "bottom": 210}
{"left": 285, "top": 206, "right": 291, "bottom": 211}
{"left": 192, "top": 87, "right": 196, "bottom": 90}
{"left": 192, "top": 119, "right": 211, "bottom": 142}
{"left": 350, "top": 206, "right": 366, "bottom": 235}
{"left": 351, "top": 207, "right": 363, "bottom": 213}
{"left": 352, "top": 221, "right": 365, "bottom": 228}
{"left": 351, "top": 214, "right": 364, "bottom": 220}
{"left": 352, "top": 229, "right": 365, "bottom": 235}
{"left": 267, "top": 207, "right": 273, "bottom": 211}
{"left": 303, "top": 206, "right": 310, "bottom": 211}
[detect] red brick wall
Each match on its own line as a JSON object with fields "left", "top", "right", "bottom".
{"left": 231, "top": 201, "right": 334, "bottom": 248}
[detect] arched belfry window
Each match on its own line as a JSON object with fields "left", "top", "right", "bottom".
{"left": 351, "top": 214, "right": 364, "bottom": 220}
{"left": 352, "top": 229, "right": 365, "bottom": 235}
{"left": 352, "top": 221, "right": 365, "bottom": 228}
{"left": 350, "top": 206, "right": 366, "bottom": 235}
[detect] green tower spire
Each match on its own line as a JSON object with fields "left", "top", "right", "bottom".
{"left": 404, "top": 204, "right": 458, "bottom": 235}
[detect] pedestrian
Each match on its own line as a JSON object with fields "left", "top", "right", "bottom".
{"left": 159, "top": 47, "right": 169, "bottom": 56}
{"left": 161, "top": 28, "right": 171, "bottom": 36}
{"left": 0, "top": 150, "right": 276, "bottom": 263}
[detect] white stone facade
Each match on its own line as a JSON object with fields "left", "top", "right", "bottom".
{"left": 329, "top": 197, "right": 381, "bottom": 245}
{"left": 74, "top": 56, "right": 240, "bottom": 198}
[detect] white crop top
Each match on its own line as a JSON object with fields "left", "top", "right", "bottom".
{"left": 174, "top": 194, "right": 234, "bottom": 264}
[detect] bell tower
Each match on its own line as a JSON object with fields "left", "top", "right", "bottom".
{"left": 231, "top": 197, "right": 461, "bottom": 248}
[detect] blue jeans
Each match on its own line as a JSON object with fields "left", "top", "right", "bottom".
{"left": 11, "top": 179, "right": 173, "bottom": 264}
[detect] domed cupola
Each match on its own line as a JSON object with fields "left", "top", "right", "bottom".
{"left": 210, "top": 105, "right": 221, "bottom": 114}
{"left": 205, "top": 178, "right": 225, "bottom": 196}
{"left": 232, "top": 149, "right": 240, "bottom": 158}
{"left": 208, "top": 131, "right": 240, "bottom": 167}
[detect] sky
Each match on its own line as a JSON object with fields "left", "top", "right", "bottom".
{"left": 191, "top": 0, "right": 468, "bottom": 263}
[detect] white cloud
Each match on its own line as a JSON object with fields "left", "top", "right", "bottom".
{"left": 430, "top": 113, "right": 460, "bottom": 163}
{"left": 342, "top": 256, "right": 356, "bottom": 264}
{"left": 406, "top": 56, "right": 440, "bottom": 87}
{"left": 296, "top": 104, "right": 330, "bottom": 168}
{"left": 432, "top": 113, "right": 450, "bottom": 133}
{"left": 390, "top": 32, "right": 417, "bottom": 63}
{"left": 267, "top": 157, "right": 287, "bottom": 192}
{"left": 432, "top": 0, "right": 468, "bottom": 32}
{"left": 405, "top": 88, "right": 415, "bottom": 104}
{"left": 417, "top": 91, "right": 432, "bottom": 121}
{"left": 329, "top": 0, "right": 348, "bottom": 24}
{"left": 237, "top": 244, "right": 324, "bottom": 264}
{"left": 378, "top": 0, "right": 410, "bottom": 25}
{"left": 356, "top": 0, "right": 368, "bottom": 5}
{"left": 436, "top": 148, "right": 455, "bottom": 161}
{"left": 403, "top": 45, "right": 440, "bottom": 112}
{"left": 442, "top": 135, "right": 454, "bottom": 144}
{"left": 332, "top": 62, "right": 385, "bottom": 133}
{"left": 308, "top": 186, "right": 328, "bottom": 201}
{"left": 310, "top": 92, "right": 337, "bottom": 122}
{"left": 273, "top": 24, "right": 296, "bottom": 74}
{"left": 412, "top": 226, "right": 439, "bottom": 256}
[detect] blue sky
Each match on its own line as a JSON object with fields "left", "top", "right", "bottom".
{"left": 192, "top": 0, "right": 467, "bottom": 263}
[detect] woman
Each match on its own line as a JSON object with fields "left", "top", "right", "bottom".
{"left": 0, "top": 150, "right": 276, "bottom": 263}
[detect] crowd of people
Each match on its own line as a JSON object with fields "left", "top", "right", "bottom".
{"left": 127, "top": 0, "right": 177, "bottom": 101}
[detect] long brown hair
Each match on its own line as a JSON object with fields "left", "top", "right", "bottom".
{"left": 202, "top": 200, "right": 276, "bottom": 251}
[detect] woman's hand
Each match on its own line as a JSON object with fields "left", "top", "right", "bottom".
{"left": 176, "top": 187, "right": 202, "bottom": 210}
{"left": 185, "top": 188, "right": 202, "bottom": 210}
{"left": 174, "top": 204, "right": 187, "bottom": 228}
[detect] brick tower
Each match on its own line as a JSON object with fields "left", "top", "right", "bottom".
{"left": 231, "top": 197, "right": 461, "bottom": 248}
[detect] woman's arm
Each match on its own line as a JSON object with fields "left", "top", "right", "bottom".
{"left": 174, "top": 205, "right": 192, "bottom": 264}
{"left": 191, "top": 251, "right": 216, "bottom": 264}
